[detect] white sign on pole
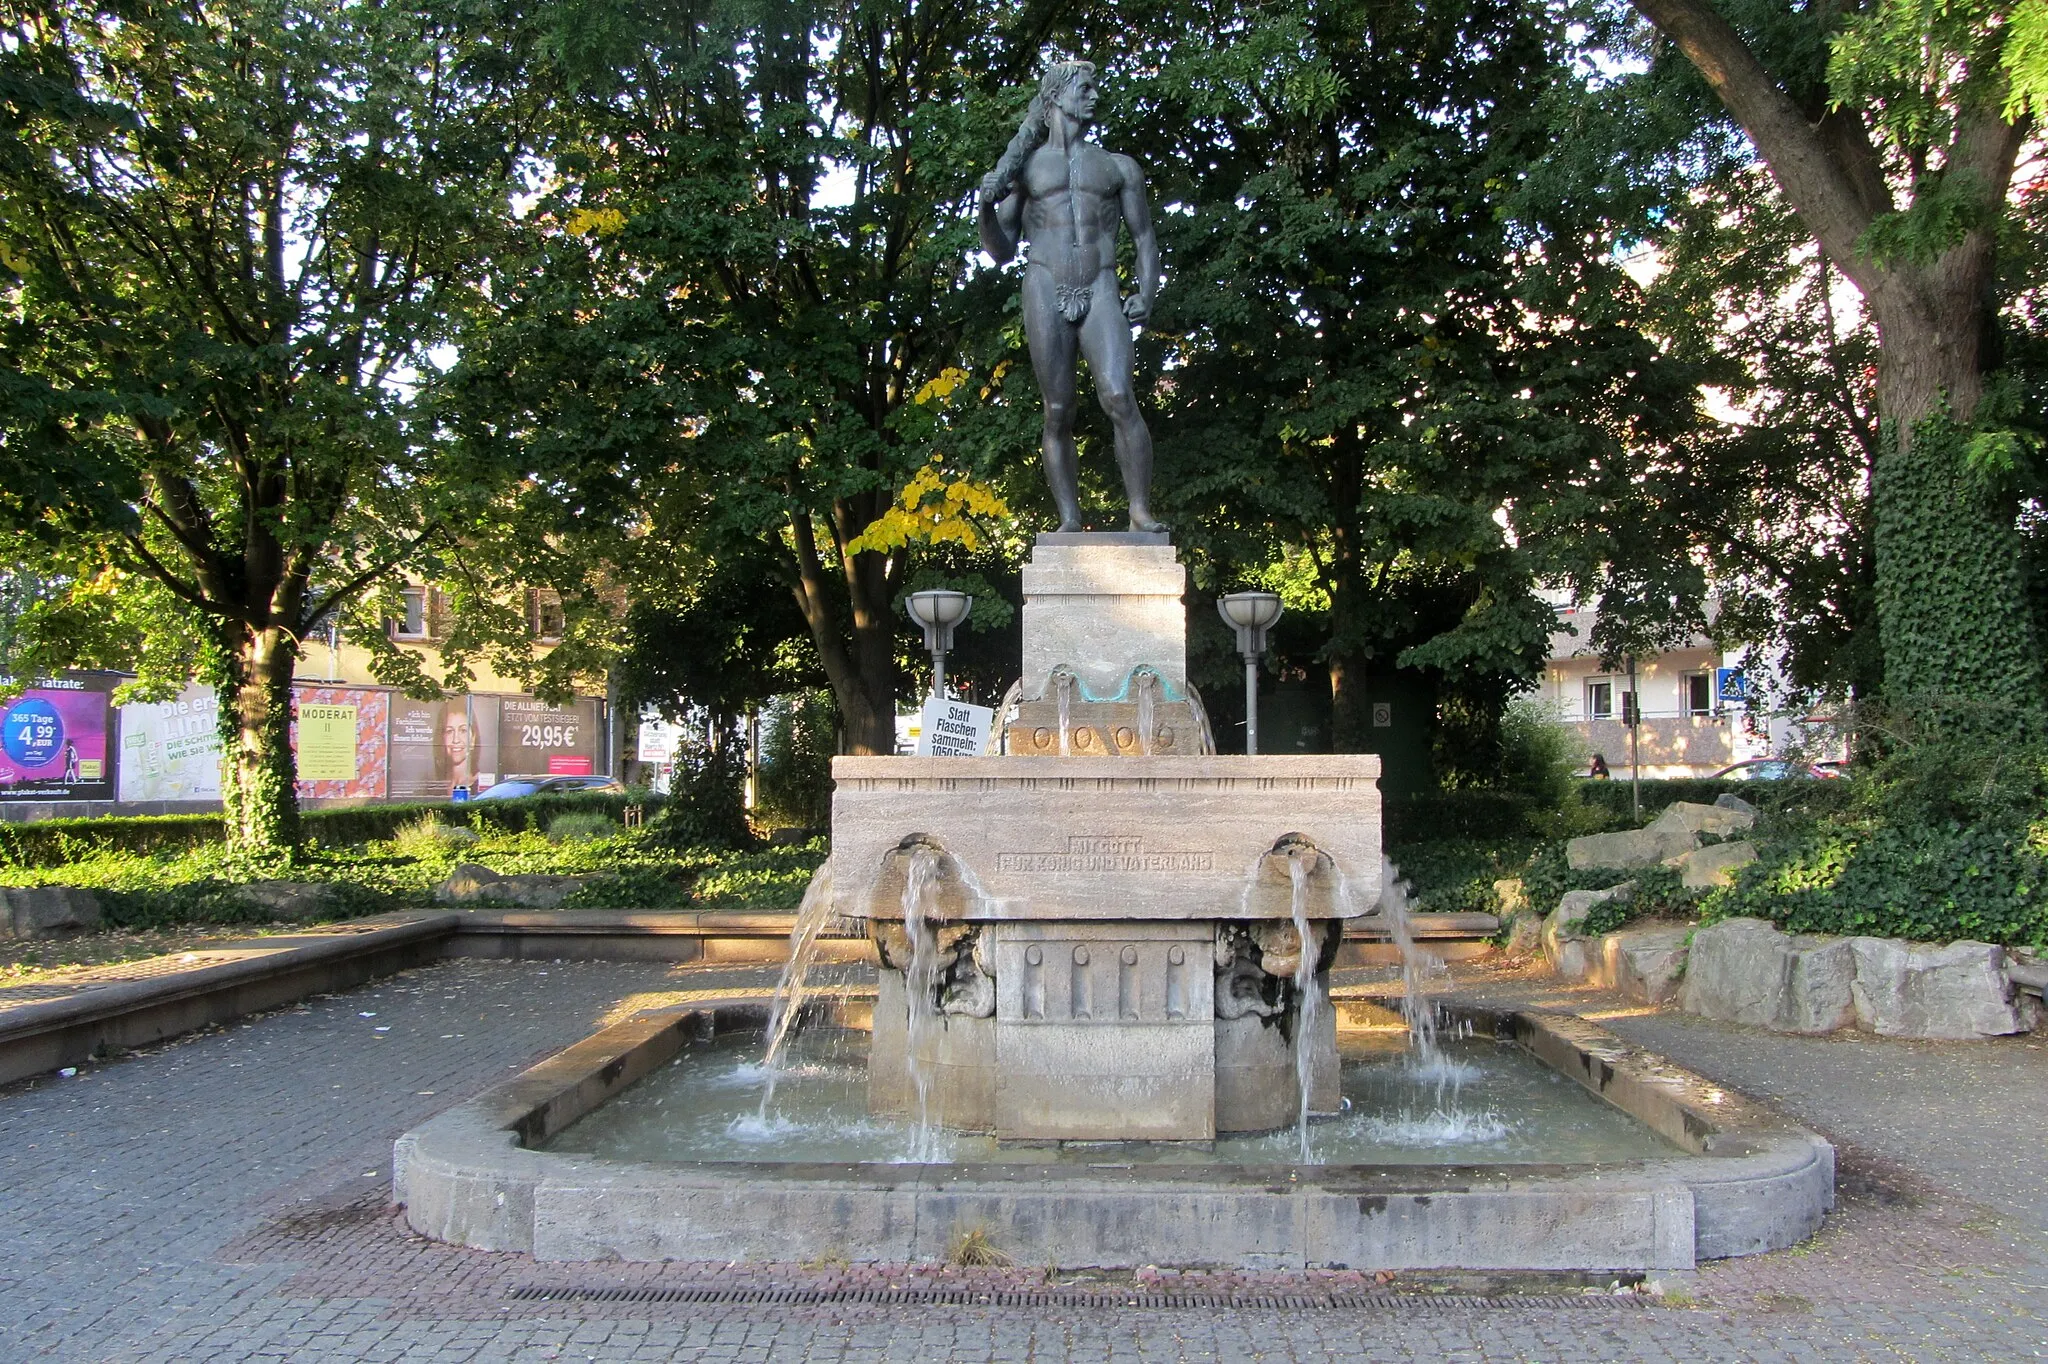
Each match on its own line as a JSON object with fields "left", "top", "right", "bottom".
{"left": 636, "top": 708, "right": 684, "bottom": 764}
{"left": 917, "top": 697, "right": 993, "bottom": 757}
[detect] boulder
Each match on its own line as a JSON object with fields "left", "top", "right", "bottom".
{"left": 0, "top": 886, "right": 101, "bottom": 939}
{"left": 1492, "top": 878, "right": 1529, "bottom": 918}
{"left": 434, "top": 862, "right": 586, "bottom": 909}
{"left": 237, "top": 881, "right": 341, "bottom": 922}
{"left": 1680, "top": 917, "right": 1857, "bottom": 1033}
{"left": 1848, "top": 938, "right": 2029, "bottom": 1039}
{"left": 1713, "top": 793, "right": 1758, "bottom": 817}
{"left": 1543, "top": 883, "right": 1633, "bottom": 979}
{"left": 1502, "top": 911, "right": 1543, "bottom": 956}
{"left": 1646, "top": 801, "right": 1755, "bottom": 839}
{"left": 1566, "top": 826, "right": 1698, "bottom": 872}
{"left": 1591, "top": 925, "right": 1692, "bottom": 1005}
{"left": 1667, "top": 839, "right": 1758, "bottom": 890}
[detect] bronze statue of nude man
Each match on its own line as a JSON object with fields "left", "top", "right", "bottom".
{"left": 978, "top": 61, "right": 1165, "bottom": 534}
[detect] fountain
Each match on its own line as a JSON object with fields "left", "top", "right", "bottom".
{"left": 390, "top": 61, "right": 1832, "bottom": 1270}
{"left": 393, "top": 533, "right": 1837, "bottom": 1271}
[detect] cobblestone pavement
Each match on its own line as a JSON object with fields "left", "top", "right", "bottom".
{"left": 3, "top": 955, "right": 2046, "bottom": 1362}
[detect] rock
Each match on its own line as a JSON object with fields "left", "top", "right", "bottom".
{"left": 1713, "top": 792, "right": 1758, "bottom": 817}
{"left": 1680, "top": 918, "right": 1857, "bottom": 1033}
{"left": 1543, "top": 884, "right": 1633, "bottom": 979}
{"left": 236, "top": 881, "right": 340, "bottom": 922}
{"left": 1646, "top": 801, "right": 1755, "bottom": 838}
{"left": 1848, "top": 938, "right": 2029, "bottom": 1039}
{"left": 1492, "top": 878, "right": 1528, "bottom": 918}
{"left": 434, "top": 862, "right": 586, "bottom": 909}
{"left": 1591, "top": 925, "right": 1692, "bottom": 1005}
{"left": 1502, "top": 911, "right": 1543, "bottom": 956}
{"left": 0, "top": 886, "right": 101, "bottom": 938}
{"left": 1566, "top": 826, "right": 1698, "bottom": 872}
{"left": 436, "top": 863, "right": 504, "bottom": 902}
{"left": 1667, "top": 839, "right": 1758, "bottom": 890}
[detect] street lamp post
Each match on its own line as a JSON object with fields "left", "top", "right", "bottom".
{"left": 905, "top": 590, "right": 973, "bottom": 700}
{"left": 1217, "top": 592, "right": 1284, "bottom": 755}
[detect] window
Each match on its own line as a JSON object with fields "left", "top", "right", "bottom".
{"left": 531, "top": 591, "right": 565, "bottom": 641}
{"left": 1585, "top": 679, "right": 1613, "bottom": 720}
{"left": 1682, "top": 672, "right": 1712, "bottom": 717}
{"left": 392, "top": 586, "right": 428, "bottom": 639}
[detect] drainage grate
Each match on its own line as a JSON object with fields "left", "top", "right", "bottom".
{"left": 507, "top": 1284, "right": 1645, "bottom": 1311}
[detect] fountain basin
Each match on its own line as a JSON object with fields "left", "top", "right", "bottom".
{"left": 394, "top": 995, "right": 1834, "bottom": 1270}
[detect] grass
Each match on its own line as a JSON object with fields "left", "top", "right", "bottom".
{"left": 0, "top": 820, "right": 828, "bottom": 932}
{"left": 946, "top": 1225, "right": 1014, "bottom": 1267}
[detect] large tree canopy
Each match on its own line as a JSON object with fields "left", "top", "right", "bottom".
{"left": 0, "top": 0, "right": 539, "bottom": 849}
{"left": 1629, "top": 0, "right": 2046, "bottom": 717}
{"left": 1057, "top": 0, "right": 1715, "bottom": 775}
{"left": 447, "top": 0, "right": 1047, "bottom": 754}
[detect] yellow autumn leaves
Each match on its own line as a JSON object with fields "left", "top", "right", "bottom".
{"left": 846, "top": 458, "right": 1009, "bottom": 555}
{"left": 845, "top": 367, "right": 1009, "bottom": 554}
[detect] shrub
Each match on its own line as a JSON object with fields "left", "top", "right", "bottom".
{"left": 546, "top": 812, "right": 616, "bottom": 844}
{"left": 563, "top": 864, "right": 693, "bottom": 909}
{"left": 1518, "top": 844, "right": 1698, "bottom": 931}
{"left": 0, "top": 792, "right": 666, "bottom": 867}
{"left": 754, "top": 690, "right": 837, "bottom": 830}
{"left": 649, "top": 729, "right": 753, "bottom": 852}
{"left": 1705, "top": 699, "right": 2048, "bottom": 947}
{"left": 690, "top": 839, "right": 827, "bottom": 909}
{"left": 387, "top": 814, "right": 478, "bottom": 859}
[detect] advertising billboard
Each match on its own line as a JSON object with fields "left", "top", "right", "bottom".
{"left": 388, "top": 694, "right": 501, "bottom": 800}
{"left": 117, "top": 684, "right": 222, "bottom": 802}
{"left": 292, "top": 686, "right": 388, "bottom": 801}
{"left": 498, "top": 696, "right": 602, "bottom": 779}
{"left": 0, "top": 674, "right": 117, "bottom": 801}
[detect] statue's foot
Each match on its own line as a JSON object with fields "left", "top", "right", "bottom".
{"left": 1055, "top": 515, "right": 1084, "bottom": 533}
{"left": 1129, "top": 513, "right": 1169, "bottom": 534}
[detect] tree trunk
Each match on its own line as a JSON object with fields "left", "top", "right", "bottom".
{"left": 217, "top": 625, "right": 302, "bottom": 855}
{"left": 1865, "top": 285, "right": 2043, "bottom": 710}
{"left": 786, "top": 512, "right": 899, "bottom": 757}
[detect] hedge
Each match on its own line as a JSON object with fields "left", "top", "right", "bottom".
{"left": 0, "top": 792, "right": 668, "bottom": 867}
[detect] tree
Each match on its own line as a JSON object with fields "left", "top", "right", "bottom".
{"left": 0, "top": 0, "right": 537, "bottom": 850}
{"left": 1629, "top": 0, "right": 2046, "bottom": 713}
{"left": 449, "top": 0, "right": 1048, "bottom": 754}
{"left": 1640, "top": 158, "right": 1885, "bottom": 702}
{"left": 1087, "top": 0, "right": 1710, "bottom": 774}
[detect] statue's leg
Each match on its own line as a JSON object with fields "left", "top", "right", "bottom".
{"left": 1022, "top": 267, "right": 1084, "bottom": 532}
{"left": 1079, "top": 282, "right": 1165, "bottom": 533}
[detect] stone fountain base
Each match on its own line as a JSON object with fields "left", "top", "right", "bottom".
{"left": 393, "top": 995, "right": 1835, "bottom": 1269}
{"left": 832, "top": 754, "right": 1378, "bottom": 1142}
{"left": 865, "top": 919, "right": 1342, "bottom": 1140}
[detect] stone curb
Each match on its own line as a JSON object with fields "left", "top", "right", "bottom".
{"left": 0, "top": 912, "right": 459, "bottom": 1086}
{"left": 395, "top": 995, "right": 1832, "bottom": 1272}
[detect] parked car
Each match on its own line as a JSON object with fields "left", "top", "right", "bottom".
{"left": 1709, "top": 759, "right": 1841, "bottom": 781}
{"left": 472, "top": 774, "right": 627, "bottom": 801}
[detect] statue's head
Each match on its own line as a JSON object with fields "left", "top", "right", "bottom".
{"left": 1038, "top": 60, "right": 1098, "bottom": 127}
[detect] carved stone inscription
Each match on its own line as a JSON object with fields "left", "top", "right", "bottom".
{"left": 995, "top": 835, "right": 1213, "bottom": 875}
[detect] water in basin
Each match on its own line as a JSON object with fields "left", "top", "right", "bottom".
{"left": 543, "top": 1025, "right": 1680, "bottom": 1167}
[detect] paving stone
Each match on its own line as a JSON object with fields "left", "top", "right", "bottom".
{"left": 4, "top": 954, "right": 2048, "bottom": 1361}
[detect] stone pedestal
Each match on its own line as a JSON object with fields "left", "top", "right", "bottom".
{"left": 1020, "top": 533, "right": 1186, "bottom": 702}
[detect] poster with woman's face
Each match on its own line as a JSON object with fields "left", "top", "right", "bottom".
{"left": 388, "top": 695, "right": 500, "bottom": 799}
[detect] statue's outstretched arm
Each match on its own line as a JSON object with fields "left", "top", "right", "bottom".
{"left": 1115, "top": 154, "right": 1159, "bottom": 323}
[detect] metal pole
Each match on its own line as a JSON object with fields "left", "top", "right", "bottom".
{"left": 1627, "top": 653, "right": 1641, "bottom": 820}
{"left": 933, "top": 649, "right": 947, "bottom": 702}
{"left": 1243, "top": 654, "right": 1261, "bottom": 755}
